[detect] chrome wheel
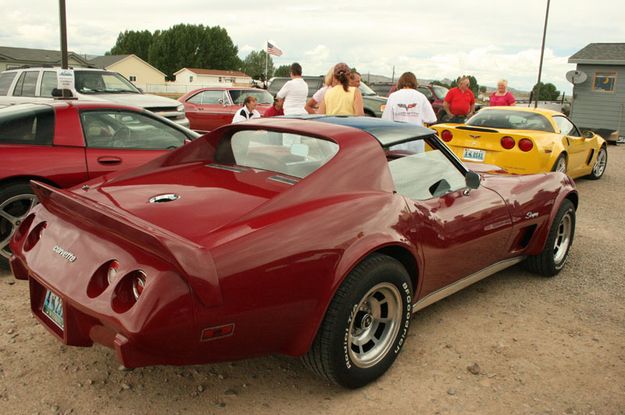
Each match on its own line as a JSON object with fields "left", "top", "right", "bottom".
{"left": 555, "top": 155, "right": 567, "bottom": 173}
{"left": 0, "top": 193, "right": 38, "bottom": 259}
{"left": 592, "top": 148, "right": 607, "bottom": 177}
{"left": 553, "top": 211, "right": 573, "bottom": 265}
{"left": 348, "top": 282, "right": 402, "bottom": 369}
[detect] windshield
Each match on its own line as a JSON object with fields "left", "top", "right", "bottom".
{"left": 229, "top": 89, "right": 274, "bottom": 105}
{"left": 74, "top": 71, "right": 140, "bottom": 94}
{"left": 223, "top": 130, "right": 339, "bottom": 179}
{"left": 466, "top": 109, "right": 555, "bottom": 132}
{"left": 359, "top": 82, "right": 377, "bottom": 96}
{"left": 432, "top": 85, "right": 449, "bottom": 99}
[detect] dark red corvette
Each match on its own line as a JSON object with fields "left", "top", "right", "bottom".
{"left": 0, "top": 101, "right": 199, "bottom": 264}
{"left": 9, "top": 116, "right": 578, "bottom": 388}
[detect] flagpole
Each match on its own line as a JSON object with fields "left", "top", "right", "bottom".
{"left": 264, "top": 42, "right": 268, "bottom": 85}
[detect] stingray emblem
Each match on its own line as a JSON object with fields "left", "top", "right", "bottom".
{"left": 525, "top": 211, "right": 539, "bottom": 219}
{"left": 397, "top": 103, "right": 417, "bottom": 110}
{"left": 469, "top": 134, "right": 481, "bottom": 139}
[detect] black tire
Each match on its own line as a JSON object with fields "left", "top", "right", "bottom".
{"left": 0, "top": 182, "right": 38, "bottom": 267}
{"left": 302, "top": 254, "right": 413, "bottom": 388}
{"left": 551, "top": 153, "right": 567, "bottom": 174}
{"left": 586, "top": 146, "right": 607, "bottom": 180}
{"left": 524, "top": 199, "right": 575, "bottom": 277}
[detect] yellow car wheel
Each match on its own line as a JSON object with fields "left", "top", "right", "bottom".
{"left": 552, "top": 154, "right": 567, "bottom": 174}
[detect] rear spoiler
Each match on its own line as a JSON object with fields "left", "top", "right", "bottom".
{"left": 31, "top": 181, "right": 222, "bottom": 307}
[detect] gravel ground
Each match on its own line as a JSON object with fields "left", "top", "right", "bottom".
{"left": 1, "top": 146, "right": 624, "bottom": 415}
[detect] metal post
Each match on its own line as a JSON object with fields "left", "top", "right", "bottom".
{"left": 59, "top": 0, "right": 68, "bottom": 69}
{"left": 533, "top": 0, "right": 551, "bottom": 108}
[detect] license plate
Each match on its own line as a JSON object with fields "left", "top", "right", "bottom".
{"left": 463, "top": 148, "right": 485, "bottom": 162}
{"left": 42, "top": 290, "right": 64, "bottom": 330}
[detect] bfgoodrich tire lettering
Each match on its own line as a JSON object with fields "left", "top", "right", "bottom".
{"left": 524, "top": 199, "right": 575, "bottom": 277}
{"left": 302, "top": 253, "right": 412, "bottom": 388}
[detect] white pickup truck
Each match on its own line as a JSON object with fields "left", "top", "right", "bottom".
{"left": 0, "top": 67, "right": 189, "bottom": 127}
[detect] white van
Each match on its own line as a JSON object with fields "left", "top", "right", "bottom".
{"left": 0, "top": 67, "right": 189, "bottom": 126}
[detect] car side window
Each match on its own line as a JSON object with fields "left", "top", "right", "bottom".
{"left": 0, "top": 72, "right": 17, "bottom": 95}
{"left": 417, "top": 87, "right": 433, "bottom": 100}
{"left": 81, "top": 110, "right": 188, "bottom": 150}
{"left": 553, "top": 116, "right": 580, "bottom": 137}
{"left": 40, "top": 71, "right": 58, "bottom": 97}
{"left": 388, "top": 136, "right": 467, "bottom": 200}
{"left": 188, "top": 90, "right": 225, "bottom": 105}
{"left": 12, "top": 71, "right": 39, "bottom": 97}
{"left": 0, "top": 105, "right": 55, "bottom": 145}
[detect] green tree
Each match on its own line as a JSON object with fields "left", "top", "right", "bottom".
{"left": 147, "top": 24, "right": 241, "bottom": 80}
{"left": 242, "top": 50, "right": 274, "bottom": 81}
{"left": 451, "top": 75, "right": 479, "bottom": 96}
{"left": 274, "top": 65, "right": 291, "bottom": 77}
{"left": 107, "top": 30, "right": 154, "bottom": 61}
{"left": 532, "top": 82, "right": 560, "bottom": 100}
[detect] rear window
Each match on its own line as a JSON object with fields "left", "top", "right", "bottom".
{"left": 0, "top": 72, "right": 17, "bottom": 95}
{"left": 0, "top": 105, "right": 55, "bottom": 145}
{"left": 229, "top": 89, "right": 274, "bottom": 105}
{"left": 466, "top": 109, "right": 555, "bottom": 132}
{"left": 216, "top": 130, "right": 339, "bottom": 179}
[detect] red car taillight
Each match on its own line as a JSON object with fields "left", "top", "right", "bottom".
{"left": 88, "top": 260, "right": 120, "bottom": 298}
{"left": 132, "top": 271, "right": 146, "bottom": 300}
{"left": 13, "top": 213, "right": 35, "bottom": 241}
{"left": 518, "top": 138, "right": 534, "bottom": 152}
{"left": 500, "top": 136, "right": 515, "bottom": 149}
{"left": 441, "top": 130, "right": 453, "bottom": 142}
{"left": 112, "top": 270, "right": 147, "bottom": 313}
{"left": 107, "top": 260, "right": 120, "bottom": 284}
{"left": 23, "top": 221, "right": 46, "bottom": 252}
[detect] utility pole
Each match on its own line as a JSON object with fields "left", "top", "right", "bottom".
{"left": 533, "top": 0, "right": 551, "bottom": 108}
{"left": 59, "top": 0, "right": 68, "bottom": 69}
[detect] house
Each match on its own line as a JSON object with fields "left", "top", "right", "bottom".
{"left": 88, "top": 54, "right": 166, "bottom": 91}
{"left": 568, "top": 43, "right": 625, "bottom": 139}
{"left": 0, "top": 46, "right": 90, "bottom": 71}
{"left": 172, "top": 68, "right": 252, "bottom": 88}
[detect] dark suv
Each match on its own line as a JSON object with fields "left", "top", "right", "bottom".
{"left": 267, "top": 76, "right": 387, "bottom": 117}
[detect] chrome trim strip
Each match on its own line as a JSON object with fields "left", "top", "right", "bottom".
{"left": 206, "top": 164, "right": 248, "bottom": 173}
{"left": 413, "top": 257, "right": 525, "bottom": 312}
{"left": 268, "top": 175, "right": 299, "bottom": 185}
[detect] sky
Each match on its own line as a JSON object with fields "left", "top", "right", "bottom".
{"left": 2, "top": 0, "right": 625, "bottom": 94}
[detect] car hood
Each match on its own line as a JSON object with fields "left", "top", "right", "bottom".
{"left": 363, "top": 95, "right": 387, "bottom": 103}
{"left": 80, "top": 162, "right": 293, "bottom": 244}
{"left": 75, "top": 92, "right": 181, "bottom": 109}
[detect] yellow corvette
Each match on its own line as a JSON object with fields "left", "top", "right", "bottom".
{"left": 432, "top": 107, "right": 607, "bottom": 179}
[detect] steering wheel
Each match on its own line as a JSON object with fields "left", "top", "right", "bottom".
{"left": 112, "top": 126, "right": 131, "bottom": 147}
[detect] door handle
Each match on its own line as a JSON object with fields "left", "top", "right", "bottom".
{"left": 97, "top": 156, "right": 122, "bottom": 165}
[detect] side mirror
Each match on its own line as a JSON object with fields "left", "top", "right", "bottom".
{"left": 218, "top": 99, "right": 225, "bottom": 105}
{"left": 582, "top": 130, "right": 594, "bottom": 139}
{"left": 51, "top": 88, "right": 74, "bottom": 98}
{"left": 465, "top": 170, "right": 481, "bottom": 190}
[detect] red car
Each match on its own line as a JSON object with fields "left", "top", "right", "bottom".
{"left": 0, "top": 101, "right": 199, "bottom": 265}
{"left": 9, "top": 116, "right": 577, "bottom": 388}
{"left": 178, "top": 87, "right": 274, "bottom": 133}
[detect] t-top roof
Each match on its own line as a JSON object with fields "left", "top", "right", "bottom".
{"left": 283, "top": 115, "right": 434, "bottom": 147}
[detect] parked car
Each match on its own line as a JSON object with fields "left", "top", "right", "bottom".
{"left": 0, "top": 67, "right": 189, "bottom": 126}
{"left": 416, "top": 84, "right": 449, "bottom": 120}
{"left": 432, "top": 106, "right": 608, "bottom": 179}
{"left": 10, "top": 116, "right": 578, "bottom": 388}
{"left": 0, "top": 101, "right": 199, "bottom": 265}
{"left": 267, "top": 76, "right": 387, "bottom": 117}
{"left": 178, "top": 87, "right": 274, "bottom": 133}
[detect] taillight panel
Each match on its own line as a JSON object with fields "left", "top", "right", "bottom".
{"left": 518, "top": 138, "right": 534, "bottom": 152}
{"left": 441, "top": 130, "right": 453, "bottom": 142}
{"left": 500, "top": 136, "right": 515, "bottom": 150}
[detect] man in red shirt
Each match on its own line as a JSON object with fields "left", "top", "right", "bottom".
{"left": 263, "top": 97, "right": 284, "bottom": 117}
{"left": 443, "top": 76, "right": 475, "bottom": 123}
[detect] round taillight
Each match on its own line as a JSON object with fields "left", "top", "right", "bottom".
{"left": 14, "top": 213, "right": 36, "bottom": 241}
{"left": 23, "top": 221, "right": 47, "bottom": 252}
{"left": 132, "top": 271, "right": 146, "bottom": 300}
{"left": 441, "top": 130, "right": 453, "bottom": 142}
{"left": 500, "top": 136, "right": 515, "bottom": 149}
{"left": 518, "top": 138, "right": 534, "bottom": 152}
{"left": 107, "top": 260, "right": 120, "bottom": 284}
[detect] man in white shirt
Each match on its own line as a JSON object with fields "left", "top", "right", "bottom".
{"left": 276, "top": 62, "right": 308, "bottom": 115}
{"left": 232, "top": 96, "right": 261, "bottom": 123}
{"left": 382, "top": 72, "right": 437, "bottom": 153}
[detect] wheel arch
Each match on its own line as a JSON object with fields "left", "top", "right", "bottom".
{"left": 526, "top": 188, "right": 578, "bottom": 256}
{"left": 0, "top": 175, "right": 59, "bottom": 190}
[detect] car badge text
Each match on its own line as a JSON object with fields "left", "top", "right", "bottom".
{"left": 53, "top": 245, "right": 77, "bottom": 263}
{"left": 525, "top": 211, "right": 539, "bottom": 219}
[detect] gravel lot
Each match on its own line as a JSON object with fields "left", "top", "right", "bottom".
{"left": 1, "top": 146, "right": 624, "bottom": 415}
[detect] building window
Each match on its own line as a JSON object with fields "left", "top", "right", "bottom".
{"left": 189, "top": 76, "right": 194, "bottom": 83}
{"left": 592, "top": 72, "right": 616, "bottom": 93}
{"left": 129, "top": 75, "right": 137, "bottom": 82}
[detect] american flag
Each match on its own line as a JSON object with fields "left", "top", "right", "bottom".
{"left": 266, "top": 42, "right": 283, "bottom": 57}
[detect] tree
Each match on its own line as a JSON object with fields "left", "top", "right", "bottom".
{"left": 107, "top": 30, "right": 154, "bottom": 61}
{"left": 451, "top": 75, "right": 479, "bottom": 96}
{"left": 274, "top": 65, "right": 291, "bottom": 77}
{"left": 532, "top": 82, "right": 560, "bottom": 101}
{"left": 147, "top": 24, "right": 241, "bottom": 80}
{"left": 242, "top": 50, "right": 274, "bottom": 81}
{"left": 479, "top": 86, "right": 487, "bottom": 94}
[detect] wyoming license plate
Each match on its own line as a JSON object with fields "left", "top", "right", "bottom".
{"left": 463, "top": 148, "right": 486, "bottom": 162}
{"left": 42, "top": 290, "right": 64, "bottom": 330}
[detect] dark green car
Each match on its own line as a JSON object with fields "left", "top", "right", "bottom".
{"left": 267, "top": 76, "right": 387, "bottom": 117}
